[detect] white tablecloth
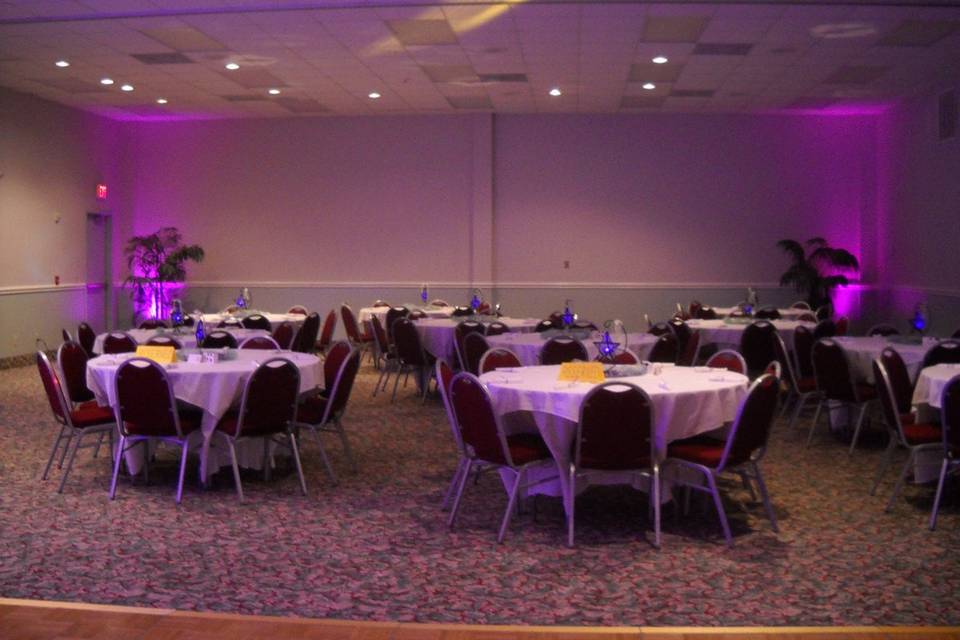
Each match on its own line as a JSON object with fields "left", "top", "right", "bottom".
{"left": 486, "top": 332, "right": 659, "bottom": 366}
{"left": 833, "top": 336, "right": 933, "bottom": 383}
{"left": 480, "top": 364, "right": 749, "bottom": 514}
{"left": 201, "top": 312, "right": 304, "bottom": 331}
{"left": 357, "top": 305, "right": 455, "bottom": 326}
{"left": 712, "top": 307, "right": 811, "bottom": 321}
{"left": 913, "top": 364, "right": 960, "bottom": 409}
{"left": 415, "top": 317, "right": 540, "bottom": 361}
{"left": 687, "top": 319, "right": 815, "bottom": 350}
{"left": 92, "top": 328, "right": 270, "bottom": 354}
{"left": 86, "top": 350, "right": 322, "bottom": 479}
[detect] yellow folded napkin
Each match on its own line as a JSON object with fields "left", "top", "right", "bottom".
{"left": 557, "top": 362, "right": 605, "bottom": 384}
{"left": 135, "top": 345, "right": 177, "bottom": 364}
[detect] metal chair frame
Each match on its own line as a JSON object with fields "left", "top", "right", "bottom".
{"left": 390, "top": 318, "right": 434, "bottom": 403}
{"left": 239, "top": 335, "right": 281, "bottom": 350}
{"left": 807, "top": 338, "right": 877, "bottom": 454}
{"left": 705, "top": 349, "right": 747, "bottom": 375}
{"left": 539, "top": 336, "right": 589, "bottom": 365}
{"left": 478, "top": 348, "right": 522, "bottom": 374}
{"left": 930, "top": 375, "right": 960, "bottom": 530}
{"left": 101, "top": 331, "right": 138, "bottom": 354}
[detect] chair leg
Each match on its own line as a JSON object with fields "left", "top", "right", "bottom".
{"left": 789, "top": 393, "right": 809, "bottom": 429}
{"left": 740, "top": 472, "right": 757, "bottom": 502}
{"left": 929, "top": 458, "right": 950, "bottom": 531}
{"left": 806, "top": 399, "right": 824, "bottom": 448}
{"left": 884, "top": 448, "right": 915, "bottom": 513}
{"left": 848, "top": 402, "right": 869, "bottom": 456}
{"left": 91, "top": 431, "right": 106, "bottom": 459}
{"left": 57, "top": 430, "right": 73, "bottom": 469}
{"left": 753, "top": 462, "right": 778, "bottom": 533}
{"left": 262, "top": 438, "right": 271, "bottom": 482}
{"left": 652, "top": 464, "right": 662, "bottom": 549}
{"left": 373, "top": 366, "right": 387, "bottom": 397}
{"left": 448, "top": 459, "right": 474, "bottom": 529}
{"left": 870, "top": 438, "right": 898, "bottom": 496}
{"left": 309, "top": 428, "right": 338, "bottom": 485}
{"left": 57, "top": 431, "right": 84, "bottom": 493}
{"left": 498, "top": 469, "right": 523, "bottom": 544}
{"left": 227, "top": 438, "right": 243, "bottom": 502}
{"left": 42, "top": 426, "right": 69, "bottom": 480}
{"left": 441, "top": 458, "right": 467, "bottom": 511}
{"left": 175, "top": 440, "right": 189, "bottom": 504}
{"left": 109, "top": 435, "right": 125, "bottom": 500}
{"left": 288, "top": 431, "right": 308, "bottom": 496}
{"left": 706, "top": 472, "right": 732, "bottom": 547}
{"left": 391, "top": 366, "right": 403, "bottom": 402}
{"left": 566, "top": 465, "right": 576, "bottom": 548}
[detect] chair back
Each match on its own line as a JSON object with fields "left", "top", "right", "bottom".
{"left": 114, "top": 358, "right": 182, "bottom": 437}
{"left": 271, "top": 322, "right": 294, "bottom": 349}
{"left": 954, "top": 328, "right": 960, "bottom": 339}
{"left": 340, "top": 304, "right": 362, "bottom": 342}
{"left": 385, "top": 307, "right": 410, "bottom": 344}
{"left": 922, "top": 340, "right": 960, "bottom": 370}
{"left": 36, "top": 351, "right": 71, "bottom": 426}
{"left": 813, "top": 319, "right": 836, "bottom": 339}
{"left": 754, "top": 306, "right": 781, "bottom": 320}
{"left": 534, "top": 319, "right": 556, "bottom": 332}
{"left": 717, "top": 374, "right": 780, "bottom": 470}
{"left": 604, "top": 348, "right": 641, "bottom": 365}
{"left": 240, "top": 336, "right": 280, "bottom": 350}
{"left": 790, "top": 301, "right": 811, "bottom": 310}
{"left": 321, "top": 348, "right": 362, "bottom": 422}
{"left": 449, "top": 373, "right": 510, "bottom": 466}
{"left": 812, "top": 338, "right": 857, "bottom": 402}
{"left": 292, "top": 312, "right": 321, "bottom": 353}
{"left": 323, "top": 340, "right": 352, "bottom": 390}
{"left": 706, "top": 349, "right": 747, "bottom": 374}
{"left": 217, "top": 318, "right": 242, "bottom": 328}
{"left": 739, "top": 320, "right": 779, "bottom": 377}
{"left": 835, "top": 316, "right": 849, "bottom": 336}
{"left": 77, "top": 322, "right": 97, "bottom": 357}
{"left": 138, "top": 319, "right": 166, "bottom": 329}
{"left": 772, "top": 333, "right": 801, "bottom": 393}
{"left": 232, "top": 358, "right": 300, "bottom": 438}
{"left": 485, "top": 321, "right": 510, "bottom": 336}
{"left": 287, "top": 305, "right": 309, "bottom": 315}
{"left": 431, "top": 299, "right": 449, "bottom": 307}
{"left": 451, "top": 306, "right": 473, "bottom": 317}
{"left": 393, "top": 318, "right": 427, "bottom": 367}
{"left": 688, "top": 300, "right": 703, "bottom": 319}
{"left": 146, "top": 335, "right": 183, "bottom": 349}
{"left": 540, "top": 336, "right": 588, "bottom": 365}
{"left": 941, "top": 375, "right": 960, "bottom": 456}
{"left": 573, "top": 320, "right": 598, "bottom": 331}
{"left": 435, "top": 358, "right": 464, "bottom": 452}
{"left": 372, "top": 300, "right": 390, "bottom": 308}
{"left": 241, "top": 314, "right": 271, "bottom": 330}
{"left": 668, "top": 318, "right": 691, "bottom": 350}
{"left": 408, "top": 309, "right": 426, "bottom": 320}
{"left": 796, "top": 312, "right": 817, "bottom": 323}
{"left": 202, "top": 331, "right": 238, "bottom": 349}
{"left": 463, "top": 332, "right": 490, "bottom": 375}
{"left": 648, "top": 333, "right": 678, "bottom": 364}
{"left": 868, "top": 324, "right": 900, "bottom": 337}
{"left": 479, "top": 348, "right": 521, "bottom": 373}
{"left": 793, "top": 324, "right": 815, "bottom": 378}
{"left": 677, "top": 330, "right": 700, "bottom": 366}
{"left": 454, "top": 321, "right": 485, "bottom": 368}
{"left": 874, "top": 359, "right": 913, "bottom": 447}
{"left": 764, "top": 360, "right": 782, "bottom": 380}
{"left": 815, "top": 304, "right": 833, "bottom": 321}
{"left": 548, "top": 311, "right": 565, "bottom": 324}
{"left": 648, "top": 322, "right": 674, "bottom": 337}
{"left": 698, "top": 306, "right": 718, "bottom": 320}
{"left": 879, "top": 347, "right": 913, "bottom": 414}
{"left": 57, "top": 341, "right": 95, "bottom": 404}
{"left": 316, "top": 309, "right": 338, "bottom": 353}
{"left": 62, "top": 328, "right": 73, "bottom": 343}
{"left": 575, "top": 382, "right": 653, "bottom": 470}
{"left": 103, "top": 332, "right": 137, "bottom": 354}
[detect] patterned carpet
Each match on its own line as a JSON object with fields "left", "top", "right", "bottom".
{"left": 0, "top": 360, "right": 957, "bottom": 626}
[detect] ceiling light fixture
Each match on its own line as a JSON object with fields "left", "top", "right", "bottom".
{"left": 642, "top": 83, "right": 656, "bottom": 90}
{"left": 225, "top": 62, "right": 240, "bottom": 70}
{"left": 549, "top": 87, "right": 562, "bottom": 97}
{"left": 268, "top": 88, "right": 280, "bottom": 95}
{"left": 368, "top": 92, "right": 381, "bottom": 99}
{"left": 120, "top": 84, "right": 134, "bottom": 92}
{"left": 55, "top": 60, "right": 70, "bottom": 68}
{"left": 156, "top": 98, "right": 168, "bottom": 104}
{"left": 652, "top": 56, "right": 668, "bottom": 64}
{"left": 100, "top": 78, "right": 114, "bottom": 85}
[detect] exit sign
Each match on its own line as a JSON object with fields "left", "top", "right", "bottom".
{"left": 96, "top": 183, "right": 108, "bottom": 200}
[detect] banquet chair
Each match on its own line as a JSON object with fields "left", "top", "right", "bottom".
{"left": 835, "top": 316, "right": 850, "bottom": 336}
{"left": 295, "top": 347, "right": 361, "bottom": 478}
{"left": 879, "top": 348, "right": 916, "bottom": 417}
{"left": 813, "top": 319, "right": 837, "bottom": 340}
{"left": 239, "top": 336, "right": 280, "bottom": 350}
{"left": 57, "top": 341, "right": 95, "bottom": 405}
{"left": 138, "top": 319, "right": 167, "bottom": 329}
{"left": 677, "top": 330, "right": 701, "bottom": 367}
{"left": 794, "top": 312, "right": 816, "bottom": 323}
{"left": 668, "top": 318, "right": 691, "bottom": 352}
{"left": 479, "top": 348, "right": 522, "bottom": 374}
{"left": 666, "top": 374, "right": 780, "bottom": 547}
{"left": 573, "top": 320, "right": 598, "bottom": 331}
{"left": 930, "top": 374, "right": 960, "bottom": 530}
{"left": 451, "top": 306, "right": 473, "bottom": 317}
{"left": 868, "top": 323, "right": 900, "bottom": 337}
{"left": 568, "top": 382, "right": 660, "bottom": 547}
{"left": 292, "top": 312, "right": 320, "bottom": 354}
{"left": 370, "top": 317, "right": 399, "bottom": 394}
{"left": 61, "top": 328, "right": 73, "bottom": 343}
{"left": 599, "top": 348, "right": 642, "bottom": 365}
{"left": 77, "top": 322, "right": 97, "bottom": 358}
{"left": 815, "top": 304, "right": 833, "bottom": 321}
{"left": 431, "top": 299, "right": 449, "bottom": 307}
{"left": 485, "top": 321, "right": 510, "bottom": 336}
{"left": 534, "top": 319, "right": 557, "bottom": 332}
{"left": 790, "top": 301, "right": 812, "bottom": 310}
{"left": 408, "top": 309, "right": 427, "bottom": 320}
{"left": 392, "top": 318, "right": 435, "bottom": 403}
{"left": 341, "top": 303, "right": 374, "bottom": 362}
{"left": 146, "top": 335, "right": 183, "bottom": 349}
{"left": 463, "top": 332, "right": 490, "bottom": 376}
{"left": 549, "top": 311, "right": 566, "bottom": 325}
{"left": 202, "top": 331, "right": 238, "bottom": 349}
{"left": 673, "top": 302, "right": 691, "bottom": 321}
{"left": 754, "top": 307, "right": 781, "bottom": 320}
{"left": 217, "top": 318, "right": 242, "bottom": 328}
{"left": 808, "top": 338, "right": 878, "bottom": 454}
{"left": 706, "top": 350, "right": 747, "bottom": 375}
{"left": 872, "top": 360, "right": 942, "bottom": 500}
{"left": 454, "top": 320, "right": 485, "bottom": 370}
{"left": 241, "top": 314, "right": 271, "bottom": 331}
{"left": 271, "top": 322, "right": 295, "bottom": 350}
{"left": 764, "top": 360, "right": 782, "bottom": 380}
{"left": 689, "top": 300, "right": 703, "bottom": 319}
{"left": 540, "top": 336, "right": 588, "bottom": 365}
{"left": 385, "top": 307, "right": 410, "bottom": 345}
{"left": 447, "top": 372, "right": 556, "bottom": 543}
{"left": 647, "top": 333, "right": 678, "bottom": 364}
{"left": 436, "top": 358, "right": 469, "bottom": 511}
{"left": 954, "top": 328, "right": 960, "bottom": 339}
{"left": 921, "top": 339, "right": 960, "bottom": 370}
{"left": 37, "top": 351, "right": 114, "bottom": 493}
{"left": 773, "top": 333, "right": 820, "bottom": 429}
{"left": 739, "top": 320, "right": 779, "bottom": 378}
{"left": 212, "top": 358, "right": 307, "bottom": 501}
{"left": 648, "top": 322, "right": 674, "bottom": 337}
{"left": 102, "top": 332, "right": 137, "bottom": 354}
{"left": 793, "top": 325, "right": 816, "bottom": 380}
{"left": 110, "top": 358, "right": 202, "bottom": 503}
{"left": 372, "top": 300, "right": 390, "bottom": 308}
{"left": 698, "top": 306, "right": 718, "bottom": 320}
{"left": 287, "top": 305, "right": 309, "bottom": 315}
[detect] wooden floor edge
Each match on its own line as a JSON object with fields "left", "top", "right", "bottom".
{"left": 2, "top": 598, "right": 959, "bottom": 636}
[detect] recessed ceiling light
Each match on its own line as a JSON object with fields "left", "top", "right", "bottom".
{"left": 55, "top": 60, "right": 70, "bottom": 68}
{"left": 156, "top": 98, "right": 168, "bottom": 104}
{"left": 368, "top": 92, "right": 381, "bottom": 99}
{"left": 549, "top": 87, "right": 562, "bottom": 97}
{"left": 100, "top": 78, "right": 114, "bottom": 85}
{"left": 642, "top": 83, "right": 656, "bottom": 90}
{"left": 225, "top": 62, "right": 240, "bottom": 70}
{"left": 652, "top": 56, "right": 669, "bottom": 64}
{"left": 268, "top": 88, "right": 280, "bottom": 95}
{"left": 120, "top": 84, "right": 134, "bottom": 92}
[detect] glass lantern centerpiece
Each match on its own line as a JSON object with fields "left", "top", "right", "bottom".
{"left": 910, "top": 302, "right": 929, "bottom": 335}
{"left": 235, "top": 287, "right": 251, "bottom": 312}
{"left": 561, "top": 299, "right": 575, "bottom": 331}
{"left": 744, "top": 287, "right": 759, "bottom": 316}
{"left": 595, "top": 319, "right": 627, "bottom": 362}
{"left": 420, "top": 283, "right": 429, "bottom": 305}
{"left": 169, "top": 299, "right": 185, "bottom": 333}
{"left": 470, "top": 288, "right": 483, "bottom": 318}
{"left": 195, "top": 317, "right": 206, "bottom": 346}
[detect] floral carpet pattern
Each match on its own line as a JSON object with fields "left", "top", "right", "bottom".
{"left": 0, "top": 361, "right": 957, "bottom": 626}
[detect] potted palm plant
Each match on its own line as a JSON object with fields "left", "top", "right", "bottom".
{"left": 124, "top": 227, "right": 204, "bottom": 321}
{"left": 777, "top": 237, "right": 859, "bottom": 310}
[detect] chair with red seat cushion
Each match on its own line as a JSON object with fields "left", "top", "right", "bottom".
{"left": 648, "top": 333, "right": 679, "bottom": 364}
{"left": 271, "top": 322, "right": 295, "bottom": 350}
{"left": 666, "top": 374, "right": 780, "bottom": 547}
{"left": 340, "top": 303, "right": 373, "bottom": 361}
{"left": 921, "top": 339, "right": 960, "bottom": 370}
{"left": 385, "top": 307, "right": 410, "bottom": 348}
{"left": 110, "top": 358, "right": 201, "bottom": 503}
{"left": 774, "top": 333, "right": 821, "bottom": 429}
{"left": 77, "top": 322, "right": 97, "bottom": 357}
{"left": 688, "top": 300, "right": 703, "bottom": 319}
{"left": 808, "top": 338, "right": 878, "bottom": 454}
{"left": 212, "top": 358, "right": 308, "bottom": 501}
{"left": 37, "top": 351, "right": 114, "bottom": 493}
{"left": 463, "top": 332, "right": 490, "bottom": 375}
{"left": 447, "top": 372, "right": 556, "bottom": 543}
{"left": 138, "top": 318, "right": 167, "bottom": 329}
{"left": 436, "top": 358, "right": 468, "bottom": 510}
{"left": 291, "top": 312, "right": 320, "bottom": 354}
{"left": 835, "top": 315, "right": 850, "bottom": 336}
{"left": 540, "top": 336, "right": 588, "bottom": 365}
{"left": 872, "top": 359, "right": 943, "bottom": 501}
{"left": 295, "top": 347, "right": 361, "bottom": 476}
{"left": 370, "top": 317, "right": 398, "bottom": 395}
{"left": 102, "top": 332, "right": 137, "bottom": 354}
{"left": 793, "top": 324, "right": 815, "bottom": 379}
{"left": 479, "top": 348, "right": 522, "bottom": 374}
{"left": 239, "top": 336, "right": 280, "bottom": 350}
{"left": 569, "top": 382, "right": 660, "bottom": 547}
{"left": 668, "top": 318, "right": 691, "bottom": 355}
{"left": 739, "top": 320, "right": 779, "bottom": 378}
{"left": 706, "top": 349, "right": 747, "bottom": 374}
{"left": 202, "top": 331, "right": 238, "bottom": 349}
{"left": 391, "top": 318, "right": 435, "bottom": 402}
{"left": 880, "top": 348, "right": 915, "bottom": 416}
{"left": 241, "top": 314, "right": 271, "bottom": 331}
{"left": 57, "top": 341, "right": 95, "bottom": 405}
{"left": 600, "top": 348, "right": 641, "bottom": 365}
{"left": 677, "top": 330, "right": 701, "bottom": 367}
{"left": 287, "top": 305, "right": 309, "bottom": 315}
{"left": 314, "top": 309, "right": 338, "bottom": 356}
{"left": 146, "top": 335, "right": 183, "bottom": 349}
{"left": 454, "top": 320, "right": 485, "bottom": 370}
{"left": 930, "top": 374, "right": 960, "bottom": 530}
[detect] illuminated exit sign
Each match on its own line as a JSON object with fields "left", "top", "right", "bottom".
{"left": 96, "top": 183, "right": 108, "bottom": 200}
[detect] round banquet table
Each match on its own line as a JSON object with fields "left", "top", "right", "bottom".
{"left": 912, "top": 363, "right": 960, "bottom": 409}
{"left": 479, "top": 364, "right": 749, "bottom": 515}
{"left": 485, "top": 331, "right": 659, "bottom": 366}
{"left": 200, "top": 312, "right": 304, "bottom": 331}
{"left": 687, "top": 318, "right": 815, "bottom": 350}
{"left": 92, "top": 327, "right": 271, "bottom": 354}
{"left": 414, "top": 317, "right": 540, "bottom": 361}
{"left": 357, "top": 304, "right": 455, "bottom": 327}
{"left": 86, "top": 349, "right": 322, "bottom": 480}
{"left": 712, "top": 307, "right": 811, "bottom": 321}
{"left": 833, "top": 335, "right": 934, "bottom": 383}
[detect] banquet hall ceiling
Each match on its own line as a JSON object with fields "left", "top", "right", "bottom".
{"left": 1, "top": 0, "right": 959, "bottom": 119}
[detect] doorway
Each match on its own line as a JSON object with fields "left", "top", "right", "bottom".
{"left": 85, "top": 212, "right": 112, "bottom": 331}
